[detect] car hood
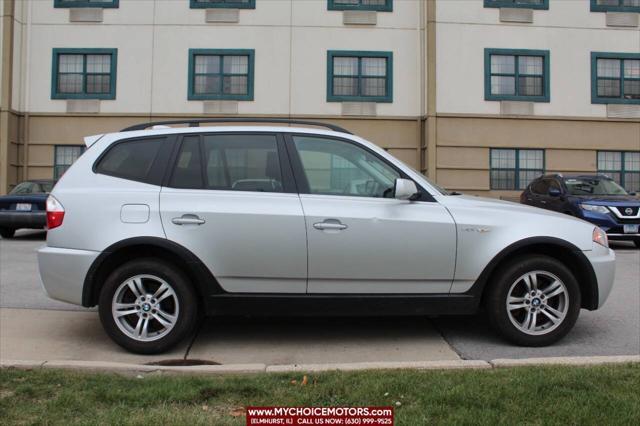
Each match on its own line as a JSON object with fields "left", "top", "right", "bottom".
{"left": 569, "top": 195, "right": 640, "bottom": 206}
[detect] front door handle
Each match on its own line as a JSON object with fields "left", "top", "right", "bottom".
{"left": 313, "top": 219, "right": 348, "bottom": 231}
{"left": 172, "top": 214, "right": 205, "bottom": 226}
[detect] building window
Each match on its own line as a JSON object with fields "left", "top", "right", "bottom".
{"left": 490, "top": 148, "right": 544, "bottom": 190}
{"left": 484, "top": 0, "right": 549, "bottom": 10}
{"left": 590, "top": 0, "right": 640, "bottom": 13}
{"left": 190, "top": 0, "right": 256, "bottom": 9}
{"left": 591, "top": 52, "right": 640, "bottom": 105}
{"left": 485, "top": 49, "right": 550, "bottom": 102}
{"left": 54, "top": 0, "right": 119, "bottom": 8}
{"left": 598, "top": 151, "right": 640, "bottom": 193}
{"left": 327, "top": 51, "right": 393, "bottom": 103}
{"left": 51, "top": 49, "right": 117, "bottom": 100}
{"left": 328, "top": 0, "right": 393, "bottom": 12}
{"left": 54, "top": 145, "right": 85, "bottom": 179}
{"left": 188, "top": 49, "right": 254, "bottom": 101}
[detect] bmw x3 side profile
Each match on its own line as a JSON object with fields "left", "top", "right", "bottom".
{"left": 38, "top": 119, "right": 616, "bottom": 354}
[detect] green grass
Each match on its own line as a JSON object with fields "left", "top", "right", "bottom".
{"left": 1, "top": 364, "right": 639, "bottom": 425}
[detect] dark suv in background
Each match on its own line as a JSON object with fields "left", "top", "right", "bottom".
{"left": 521, "top": 174, "right": 640, "bottom": 248}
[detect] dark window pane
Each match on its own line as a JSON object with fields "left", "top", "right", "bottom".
{"left": 170, "top": 136, "right": 203, "bottom": 189}
{"left": 490, "top": 170, "right": 516, "bottom": 190}
{"left": 518, "top": 76, "right": 543, "bottom": 96}
{"left": 202, "top": 134, "right": 282, "bottom": 193}
{"left": 624, "top": 172, "right": 640, "bottom": 192}
{"left": 361, "top": 77, "right": 386, "bottom": 96}
{"left": 223, "top": 76, "right": 248, "bottom": 95}
{"left": 86, "top": 74, "right": 110, "bottom": 94}
{"left": 96, "top": 138, "right": 163, "bottom": 183}
{"left": 624, "top": 80, "right": 640, "bottom": 99}
{"left": 597, "top": 79, "right": 621, "bottom": 97}
{"left": 333, "top": 77, "right": 359, "bottom": 96}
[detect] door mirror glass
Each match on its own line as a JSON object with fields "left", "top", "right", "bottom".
{"left": 394, "top": 178, "right": 419, "bottom": 200}
{"left": 548, "top": 187, "right": 562, "bottom": 197}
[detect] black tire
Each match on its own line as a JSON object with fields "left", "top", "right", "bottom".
{"left": 98, "top": 258, "right": 199, "bottom": 354}
{"left": 486, "top": 255, "right": 581, "bottom": 347}
{"left": 0, "top": 228, "right": 15, "bottom": 238}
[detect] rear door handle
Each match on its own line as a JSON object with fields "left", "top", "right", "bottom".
{"left": 313, "top": 219, "right": 348, "bottom": 231}
{"left": 172, "top": 214, "right": 205, "bottom": 225}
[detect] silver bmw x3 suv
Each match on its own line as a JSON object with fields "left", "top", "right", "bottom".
{"left": 38, "top": 119, "right": 616, "bottom": 354}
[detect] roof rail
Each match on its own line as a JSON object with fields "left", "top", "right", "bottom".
{"left": 120, "top": 118, "right": 353, "bottom": 134}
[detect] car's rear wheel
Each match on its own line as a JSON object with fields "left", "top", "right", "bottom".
{"left": 0, "top": 228, "right": 15, "bottom": 238}
{"left": 486, "top": 255, "right": 581, "bottom": 346}
{"left": 98, "top": 258, "right": 198, "bottom": 354}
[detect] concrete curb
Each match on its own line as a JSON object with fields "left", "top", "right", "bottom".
{"left": 266, "top": 360, "right": 490, "bottom": 373}
{"left": 2, "top": 355, "right": 638, "bottom": 376}
{"left": 490, "top": 355, "right": 640, "bottom": 368}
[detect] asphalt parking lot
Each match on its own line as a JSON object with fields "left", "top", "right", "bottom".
{"left": 1, "top": 230, "right": 638, "bottom": 364}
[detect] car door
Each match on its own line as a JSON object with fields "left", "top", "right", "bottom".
{"left": 529, "top": 179, "right": 550, "bottom": 209}
{"left": 287, "top": 134, "right": 457, "bottom": 294}
{"left": 544, "top": 178, "right": 565, "bottom": 212}
{"left": 160, "top": 132, "right": 307, "bottom": 293}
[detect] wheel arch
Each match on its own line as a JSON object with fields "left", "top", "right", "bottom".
{"left": 471, "top": 237, "right": 599, "bottom": 311}
{"left": 82, "top": 237, "right": 225, "bottom": 309}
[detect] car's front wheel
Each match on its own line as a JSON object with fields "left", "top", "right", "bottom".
{"left": 486, "top": 255, "right": 581, "bottom": 346}
{"left": 98, "top": 258, "right": 198, "bottom": 354}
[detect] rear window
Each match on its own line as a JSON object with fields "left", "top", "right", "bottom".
{"left": 96, "top": 138, "right": 164, "bottom": 184}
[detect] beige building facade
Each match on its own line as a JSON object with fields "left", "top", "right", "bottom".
{"left": 0, "top": 0, "right": 638, "bottom": 197}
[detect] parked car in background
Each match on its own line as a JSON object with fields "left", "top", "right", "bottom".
{"left": 0, "top": 180, "right": 54, "bottom": 238}
{"left": 37, "top": 119, "right": 615, "bottom": 354}
{"left": 521, "top": 174, "right": 640, "bottom": 248}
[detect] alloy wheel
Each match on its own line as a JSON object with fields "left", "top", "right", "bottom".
{"left": 111, "top": 274, "right": 179, "bottom": 342}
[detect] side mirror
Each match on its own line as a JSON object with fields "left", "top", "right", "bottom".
{"left": 629, "top": 192, "right": 637, "bottom": 196}
{"left": 548, "top": 188, "right": 562, "bottom": 197}
{"left": 394, "top": 178, "right": 419, "bottom": 200}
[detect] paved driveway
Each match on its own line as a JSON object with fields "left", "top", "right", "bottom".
{"left": 1, "top": 230, "right": 638, "bottom": 364}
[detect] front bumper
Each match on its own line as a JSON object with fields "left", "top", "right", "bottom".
{"left": 38, "top": 245, "right": 100, "bottom": 306}
{"left": 583, "top": 242, "right": 616, "bottom": 309}
{"left": 0, "top": 211, "right": 46, "bottom": 229}
{"left": 579, "top": 211, "right": 639, "bottom": 241}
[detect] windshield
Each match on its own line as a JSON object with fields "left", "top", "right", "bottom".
{"left": 565, "top": 178, "right": 629, "bottom": 196}
{"left": 9, "top": 181, "right": 53, "bottom": 195}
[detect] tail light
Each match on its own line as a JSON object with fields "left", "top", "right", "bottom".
{"left": 46, "top": 195, "right": 65, "bottom": 230}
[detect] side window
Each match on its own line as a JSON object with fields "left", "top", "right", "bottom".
{"left": 95, "top": 138, "right": 163, "bottom": 183}
{"left": 547, "top": 179, "right": 561, "bottom": 191}
{"left": 532, "top": 180, "right": 549, "bottom": 195}
{"left": 202, "top": 134, "right": 283, "bottom": 192}
{"left": 292, "top": 136, "right": 400, "bottom": 198}
{"left": 170, "top": 136, "right": 203, "bottom": 189}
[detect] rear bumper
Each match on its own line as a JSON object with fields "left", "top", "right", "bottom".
{"left": 583, "top": 243, "right": 616, "bottom": 309}
{"left": 0, "top": 211, "right": 46, "bottom": 229}
{"left": 37, "top": 245, "right": 100, "bottom": 306}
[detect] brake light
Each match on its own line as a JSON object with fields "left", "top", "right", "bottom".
{"left": 46, "top": 195, "right": 65, "bottom": 230}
